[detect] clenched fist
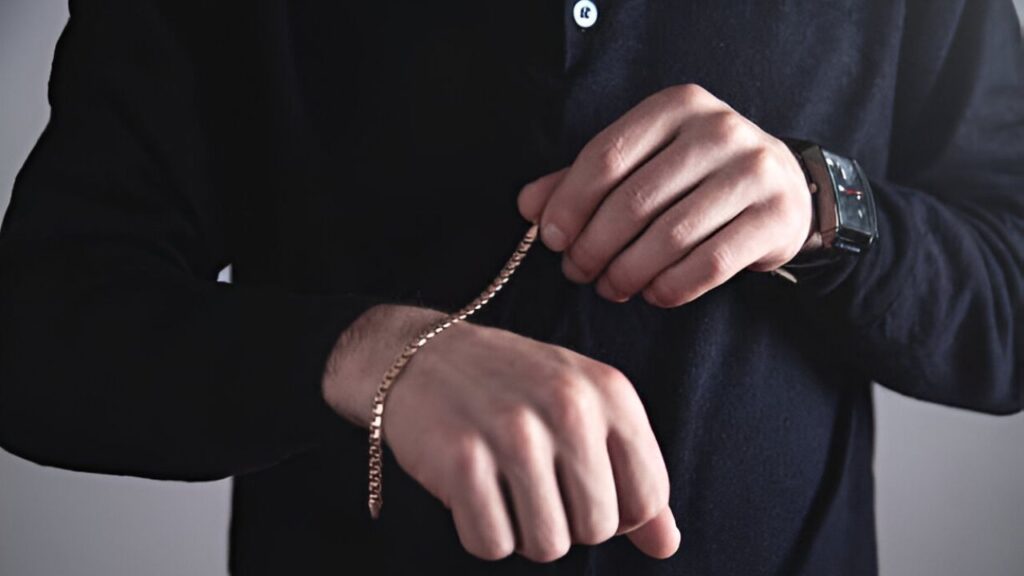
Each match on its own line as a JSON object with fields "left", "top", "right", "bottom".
{"left": 323, "top": 304, "right": 680, "bottom": 563}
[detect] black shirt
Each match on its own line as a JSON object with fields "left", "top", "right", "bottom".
{"left": 1, "top": 1, "right": 1022, "bottom": 574}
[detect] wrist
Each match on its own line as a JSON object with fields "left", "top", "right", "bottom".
{"left": 322, "top": 304, "right": 447, "bottom": 429}
{"left": 784, "top": 141, "right": 823, "bottom": 256}
{"left": 797, "top": 201, "right": 824, "bottom": 255}
{"left": 785, "top": 139, "right": 879, "bottom": 255}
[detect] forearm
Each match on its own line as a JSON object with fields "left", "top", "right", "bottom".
{"left": 0, "top": 238, "right": 378, "bottom": 480}
{"left": 803, "top": 179, "right": 1022, "bottom": 413}
{"left": 795, "top": 0, "right": 1024, "bottom": 413}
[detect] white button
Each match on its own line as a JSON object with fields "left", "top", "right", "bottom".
{"left": 573, "top": 0, "right": 598, "bottom": 29}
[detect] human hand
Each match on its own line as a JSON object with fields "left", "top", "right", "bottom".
{"left": 323, "top": 304, "right": 680, "bottom": 563}
{"left": 518, "top": 84, "right": 814, "bottom": 307}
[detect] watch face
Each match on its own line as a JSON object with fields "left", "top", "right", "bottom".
{"left": 823, "top": 150, "right": 876, "bottom": 237}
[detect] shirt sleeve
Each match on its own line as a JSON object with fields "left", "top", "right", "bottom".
{"left": 0, "top": 0, "right": 380, "bottom": 480}
{"left": 798, "top": 0, "right": 1024, "bottom": 414}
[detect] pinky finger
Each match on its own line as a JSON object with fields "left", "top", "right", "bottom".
{"left": 642, "top": 209, "right": 775, "bottom": 307}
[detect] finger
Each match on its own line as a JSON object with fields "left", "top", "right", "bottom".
{"left": 518, "top": 167, "right": 569, "bottom": 224}
{"left": 606, "top": 421, "right": 671, "bottom": 536}
{"left": 596, "top": 160, "right": 755, "bottom": 300}
{"left": 625, "top": 507, "right": 682, "bottom": 560}
{"left": 499, "top": 416, "right": 573, "bottom": 563}
{"left": 563, "top": 124, "right": 736, "bottom": 285}
{"left": 643, "top": 207, "right": 777, "bottom": 307}
{"left": 555, "top": 435, "right": 619, "bottom": 546}
{"left": 539, "top": 87, "right": 719, "bottom": 253}
{"left": 449, "top": 441, "right": 517, "bottom": 561}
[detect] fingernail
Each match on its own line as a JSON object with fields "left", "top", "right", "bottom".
{"left": 542, "top": 222, "right": 568, "bottom": 252}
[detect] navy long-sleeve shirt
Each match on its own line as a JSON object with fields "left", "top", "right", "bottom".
{"left": 0, "top": 1, "right": 1021, "bottom": 574}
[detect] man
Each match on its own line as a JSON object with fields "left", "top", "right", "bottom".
{"left": 0, "top": 0, "right": 1020, "bottom": 574}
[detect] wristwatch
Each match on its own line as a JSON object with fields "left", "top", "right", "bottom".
{"left": 787, "top": 140, "right": 878, "bottom": 255}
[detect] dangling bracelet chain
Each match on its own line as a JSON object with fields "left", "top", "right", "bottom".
{"left": 367, "top": 224, "right": 539, "bottom": 519}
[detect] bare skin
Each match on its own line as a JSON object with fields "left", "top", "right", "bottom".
{"left": 322, "top": 83, "right": 812, "bottom": 563}
{"left": 518, "top": 83, "right": 814, "bottom": 307}
{"left": 324, "top": 304, "right": 679, "bottom": 562}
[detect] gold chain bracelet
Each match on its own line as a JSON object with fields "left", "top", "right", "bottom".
{"left": 367, "top": 224, "right": 539, "bottom": 519}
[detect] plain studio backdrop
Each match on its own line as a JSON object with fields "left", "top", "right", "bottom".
{"left": 1, "top": 3, "right": 1022, "bottom": 575}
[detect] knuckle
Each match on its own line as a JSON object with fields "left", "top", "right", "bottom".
{"left": 456, "top": 509, "right": 515, "bottom": 561}
{"left": 522, "top": 538, "right": 572, "bottom": 563}
{"left": 544, "top": 374, "right": 599, "bottom": 433}
{"left": 665, "top": 216, "right": 699, "bottom": 252}
{"left": 590, "top": 133, "right": 630, "bottom": 180}
{"left": 590, "top": 363, "right": 638, "bottom": 408}
{"left": 497, "top": 406, "right": 545, "bottom": 463}
{"left": 470, "top": 539, "right": 515, "bottom": 562}
{"left": 706, "top": 244, "right": 735, "bottom": 280}
{"left": 574, "top": 512, "right": 619, "bottom": 545}
{"left": 459, "top": 518, "right": 515, "bottom": 561}
{"left": 618, "top": 180, "right": 656, "bottom": 222}
{"left": 665, "top": 83, "right": 706, "bottom": 103}
{"left": 743, "top": 147, "right": 779, "bottom": 178}
{"left": 590, "top": 362, "right": 630, "bottom": 393}
{"left": 707, "top": 110, "right": 744, "bottom": 142}
{"left": 447, "top": 433, "right": 490, "bottom": 479}
{"left": 647, "top": 87, "right": 677, "bottom": 110}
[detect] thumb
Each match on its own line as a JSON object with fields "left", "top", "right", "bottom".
{"left": 517, "top": 167, "right": 569, "bottom": 224}
{"left": 625, "top": 506, "right": 681, "bottom": 560}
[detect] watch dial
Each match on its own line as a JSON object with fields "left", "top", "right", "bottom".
{"left": 824, "top": 150, "right": 876, "bottom": 235}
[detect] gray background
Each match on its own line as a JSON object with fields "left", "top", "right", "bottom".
{"left": 1, "top": 2, "right": 1022, "bottom": 575}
